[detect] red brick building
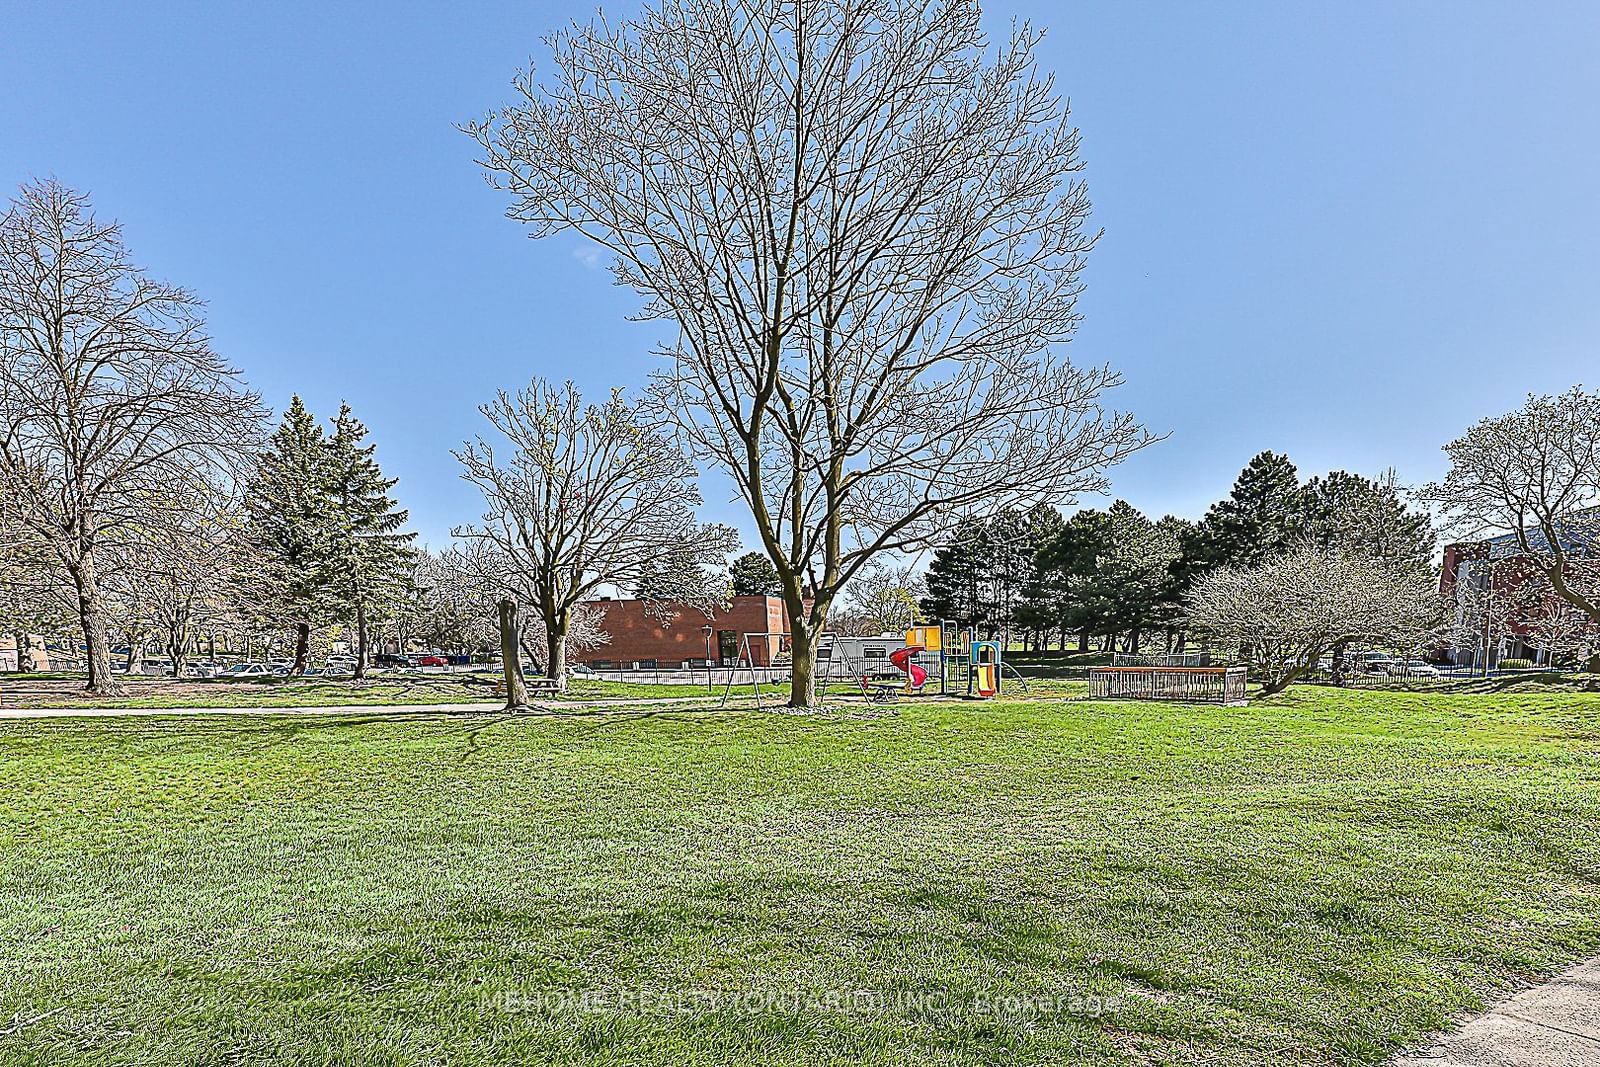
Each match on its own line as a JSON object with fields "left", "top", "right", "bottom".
{"left": 0, "top": 633, "right": 52, "bottom": 672}
{"left": 582, "top": 595, "right": 794, "bottom": 669}
{"left": 1439, "top": 525, "right": 1598, "bottom": 666}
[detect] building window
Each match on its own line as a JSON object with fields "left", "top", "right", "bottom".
{"left": 638, "top": 658, "right": 657, "bottom": 669}
{"left": 863, "top": 647, "right": 886, "bottom": 659}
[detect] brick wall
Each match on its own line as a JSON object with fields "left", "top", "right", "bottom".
{"left": 582, "top": 595, "right": 792, "bottom": 668}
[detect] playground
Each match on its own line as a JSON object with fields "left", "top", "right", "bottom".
{"left": 711, "top": 625, "right": 1259, "bottom": 711}
{"left": 712, "top": 622, "right": 1028, "bottom": 709}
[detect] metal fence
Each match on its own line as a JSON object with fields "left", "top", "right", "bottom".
{"left": 1089, "top": 665, "right": 1249, "bottom": 706}
{"left": 580, "top": 661, "right": 790, "bottom": 687}
{"left": 1111, "top": 651, "right": 1213, "bottom": 668}
{"left": 1299, "top": 662, "right": 1564, "bottom": 687}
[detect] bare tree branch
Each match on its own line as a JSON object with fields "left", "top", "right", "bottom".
{"left": 468, "top": 0, "right": 1156, "bottom": 705}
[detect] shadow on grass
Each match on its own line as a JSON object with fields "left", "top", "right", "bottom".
{"left": 1442, "top": 673, "right": 1600, "bottom": 695}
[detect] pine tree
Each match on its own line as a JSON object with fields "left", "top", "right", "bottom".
{"left": 242, "top": 396, "right": 336, "bottom": 673}
{"left": 1012, "top": 504, "right": 1066, "bottom": 649}
{"left": 325, "top": 404, "right": 417, "bottom": 678}
{"left": 1017, "top": 509, "right": 1111, "bottom": 650}
{"left": 729, "top": 551, "right": 782, "bottom": 596}
{"left": 984, "top": 507, "right": 1044, "bottom": 646}
{"left": 1194, "top": 451, "right": 1303, "bottom": 569}
{"left": 1152, "top": 514, "right": 1200, "bottom": 647}
{"left": 920, "top": 517, "right": 992, "bottom": 630}
{"left": 1296, "top": 470, "right": 1434, "bottom": 567}
{"left": 1295, "top": 469, "right": 1435, "bottom": 683}
{"left": 1093, "top": 501, "right": 1183, "bottom": 653}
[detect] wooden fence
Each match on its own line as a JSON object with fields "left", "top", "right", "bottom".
{"left": 1088, "top": 665, "right": 1249, "bottom": 706}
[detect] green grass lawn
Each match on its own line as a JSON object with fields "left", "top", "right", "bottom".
{"left": 3, "top": 687, "right": 1599, "bottom": 1065}
{"left": 0, "top": 674, "right": 794, "bottom": 710}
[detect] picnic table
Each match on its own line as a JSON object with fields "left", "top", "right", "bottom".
{"left": 862, "top": 673, "right": 903, "bottom": 704}
{"left": 492, "top": 676, "right": 561, "bottom": 699}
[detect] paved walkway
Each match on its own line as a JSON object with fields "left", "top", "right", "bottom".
{"left": 1394, "top": 956, "right": 1600, "bottom": 1066}
{"left": 0, "top": 695, "right": 753, "bottom": 719}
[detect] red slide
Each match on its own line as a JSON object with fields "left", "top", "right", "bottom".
{"left": 890, "top": 645, "right": 928, "bottom": 690}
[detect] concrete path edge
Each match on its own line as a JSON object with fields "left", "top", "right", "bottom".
{"left": 1392, "top": 955, "right": 1600, "bottom": 1066}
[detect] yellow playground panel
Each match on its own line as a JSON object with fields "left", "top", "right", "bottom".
{"left": 905, "top": 625, "right": 942, "bottom": 652}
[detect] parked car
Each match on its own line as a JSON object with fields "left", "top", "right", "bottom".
{"left": 1397, "top": 659, "right": 1439, "bottom": 677}
{"left": 180, "top": 663, "right": 220, "bottom": 678}
{"left": 1361, "top": 657, "right": 1400, "bottom": 675}
{"left": 567, "top": 663, "right": 596, "bottom": 677}
{"left": 373, "top": 653, "right": 414, "bottom": 668}
{"left": 416, "top": 654, "right": 449, "bottom": 668}
{"left": 218, "top": 664, "right": 273, "bottom": 679}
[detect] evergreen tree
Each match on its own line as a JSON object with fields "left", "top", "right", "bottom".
{"left": 1092, "top": 501, "right": 1182, "bottom": 653}
{"left": 1152, "top": 514, "right": 1200, "bottom": 646}
{"left": 920, "top": 517, "right": 992, "bottom": 629}
{"left": 242, "top": 396, "right": 336, "bottom": 673}
{"left": 325, "top": 403, "right": 417, "bottom": 678}
{"left": 633, "top": 541, "right": 720, "bottom": 604}
{"left": 1018, "top": 509, "right": 1112, "bottom": 650}
{"left": 1193, "top": 451, "right": 1304, "bottom": 570}
{"left": 1296, "top": 470, "right": 1434, "bottom": 567}
{"left": 1012, "top": 504, "right": 1066, "bottom": 648}
{"left": 985, "top": 506, "right": 1036, "bottom": 644}
{"left": 1294, "top": 469, "right": 1435, "bottom": 683}
{"left": 729, "top": 551, "right": 782, "bottom": 596}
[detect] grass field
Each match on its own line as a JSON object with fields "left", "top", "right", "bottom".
{"left": 3, "top": 687, "right": 1599, "bottom": 1065}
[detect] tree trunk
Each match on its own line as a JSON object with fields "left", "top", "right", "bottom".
{"left": 545, "top": 619, "right": 568, "bottom": 695}
{"left": 1329, "top": 639, "right": 1349, "bottom": 687}
{"left": 1257, "top": 657, "right": 1316, "bottom": 698}
{"left": 354, "top": 601, "right": 369, "bottom": 680}
{"left": 13, "top": 631, "right": 32, "bottom": 673}
{"left": 71, "top": 555, "right": 119, "bottom": 695}
{"left": 292, "top": 621, "right": 311, "bottom": 674}
{"left": 167, "top": 613, "right": 191, "bottom": 677}
{"left": 789, "top": 619, "right": 820, "bottom": 708}
{"left": 125, "top": 629, "right": 146, "bottom": 674}
{"left": 499, "top": 598, "right": 530, "bottom": 709}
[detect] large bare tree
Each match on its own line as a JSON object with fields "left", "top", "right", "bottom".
{"left": 0, "top": 179, "right": 265, "bottom": 692}
{"left": 1422, "top": 388, "right": 1600, "bottom": 664}
{"left": 470, "top": 0, "right": 1153, "bottom": 705}
{"left": 454, "top": 379, "right": 734, "bottom": 697}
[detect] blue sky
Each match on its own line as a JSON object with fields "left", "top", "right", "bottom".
{"left": 3, "top": 1, "right": 1597, "bottom": 551}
